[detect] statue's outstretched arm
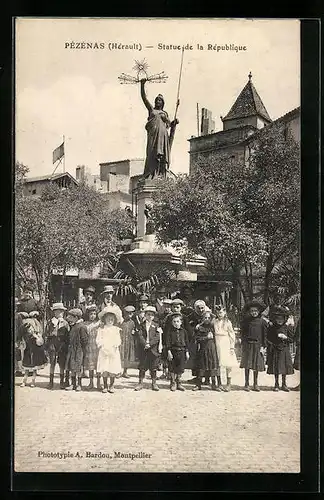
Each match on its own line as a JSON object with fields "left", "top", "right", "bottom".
{"left": 140, "top": 79, "right": 153, "bottom": 113}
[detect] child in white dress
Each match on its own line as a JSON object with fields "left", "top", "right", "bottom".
{"left": 213, "top": 305, "right": 238, "bottom": 392}
{"left": 96, "top": 307, "right": 122, "bottom": 394}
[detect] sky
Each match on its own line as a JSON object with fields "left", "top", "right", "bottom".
{"left": 16, "top": 18, "right": 300, "bottom": 178}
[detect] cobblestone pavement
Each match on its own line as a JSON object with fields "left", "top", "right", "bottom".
{"left": 14, "top": 366, "right": 300, "bottom": 473}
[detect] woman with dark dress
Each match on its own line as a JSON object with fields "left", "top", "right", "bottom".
{"left": 20, "top": 311, "right": 47, "bottom": 387}
{"left": 192, "top": 310, "right": 220, "bottom": 391}
{"left": 240, "top": 301, "right": 267, "bottom": 392}
{"left": 266, "top": 305, "right": 294, "bottom": 392}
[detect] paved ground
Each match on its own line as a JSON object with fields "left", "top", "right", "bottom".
{"left": 14, "top": 366, "right": 300, "bottom": 473}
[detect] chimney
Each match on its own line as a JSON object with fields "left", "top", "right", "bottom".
{"left": 76, "top": 165, "right": 85, "bottom": 182}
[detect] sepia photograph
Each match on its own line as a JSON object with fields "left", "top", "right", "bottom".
{"left": 14, "top": 17, "right": 300, "bottom": 474}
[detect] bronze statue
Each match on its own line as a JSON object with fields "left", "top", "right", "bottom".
{"left": 118, "top": 56, "right": 184, "bottom": 180}
{"left": 140, "top": 78, "right": 179, "bottom": 179}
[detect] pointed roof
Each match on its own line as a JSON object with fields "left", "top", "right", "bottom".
{"left": 223, "top": 72, "right": 271, "bottom": 123}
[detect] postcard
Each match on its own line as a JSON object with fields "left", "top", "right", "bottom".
{"left": 14, "top": 17, "right": 300, "bottom": 474}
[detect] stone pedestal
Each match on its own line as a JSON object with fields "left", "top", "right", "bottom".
{"left": 136, "top": 178, "right": 158, "bottom": 238}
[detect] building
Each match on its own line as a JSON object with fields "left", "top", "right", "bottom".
{"left": 188, "top": 72, "right": 300, "bottom": 307}
{"left": 23, "top": 172, "right": 78, "bottom": 197}
{"left": 75, "top": 165, "right": 103, "bottom": 192}
{"left": 189, "top": 72, "right": 300, "bottom": 174}
{"left": 99, "top": 158, "right": 144, "bottom": 193}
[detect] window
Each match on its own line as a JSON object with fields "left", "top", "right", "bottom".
{"left": 32, "top": 189, "right": 36, "bottom": 195}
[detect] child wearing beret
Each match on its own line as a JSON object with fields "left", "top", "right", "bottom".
{"left": 240, "top": 301, "right": 268, "bottom": 392}
{"left": 266, "top": 306, "right": 295, "bottom": 392}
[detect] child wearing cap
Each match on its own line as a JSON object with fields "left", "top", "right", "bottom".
{"left": 165, "top": 313, "right": 190, "bottom": 391}
{"left": 134, "top": 295, "right": 150, "bottom": 330}
{"left": 44, "top": 303, "right": 70, "bottom": 390}
{"left": 20, "top": 312, "right": 47, "bottom": 388}
{"left": 83, "top": 305, "right": 101, "bottom": 390}
{"left": 160, "top": 298, "right": 190, "bottom": 380}
{"left": 121, "top": 305, "right": 137, "bottom": 378}
{"left": 192, "top": 310, "right": 219, "bottom": 391}
{"left": 240, "top": 301, "right": 268, "bottom": 392}
{"left": 96, "top": 307, "right": 122, "bottom": 393}
{"left": 135, "top": 306, "right": 163, "bottom": 391}
{"left": 65, "top": 309, "right": 89, "bottom": 392}
{"left": 214, "top": 306, "right": 238, "bottom": 392}
{"left": 266, "top": 306, "right": 294, "bottom": 392}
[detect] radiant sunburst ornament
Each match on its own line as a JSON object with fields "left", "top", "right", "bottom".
{"left": 118, "top": 59, "right": 168, "bottom": 84}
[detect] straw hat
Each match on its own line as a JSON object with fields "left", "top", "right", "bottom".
{"left": 172, "top": 298, "right": 184, "bottom": 306}
{"left": 124, "top": 305, "right": 135, "bottom": 313}
{"left": 100, "top": 285, "right": 115, "bottom": 295}
{"left": 85, "top": 304, "right": 97, "bottom": 312}
{"left": 98, "top": 306, "right": 118, "bottom": 321}
{"left": 29, "top": 311, "right": 39, "bottom": 318}
{"left": 243, "top": 300, "right": 266, "bottom": 313}
{"left": 144, "top": 306, "right": 156, "bottom": 313}
{"left": 51, "top": 302, "right": 67, "bottom": 311}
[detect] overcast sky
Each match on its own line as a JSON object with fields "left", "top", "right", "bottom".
{"left": 16, "top": 18, "right": 300, "bottom": 178}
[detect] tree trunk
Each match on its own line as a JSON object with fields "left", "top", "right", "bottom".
{"left": 263, "top": 249, "right": 274, "bottom": 305}
{"left": 59, "top": 266, "right": 67, "bottom": 302}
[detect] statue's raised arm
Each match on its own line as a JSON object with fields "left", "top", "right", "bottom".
{"left": 140, "top": 79, "right": 153, "bottom": 114}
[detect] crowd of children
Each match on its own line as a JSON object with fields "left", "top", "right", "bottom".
{"left": 15, "top": 284, "right": 300, "bottom": 393}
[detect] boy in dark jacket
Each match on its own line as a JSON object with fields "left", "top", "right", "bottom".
{"left": 65, "top": 308, "right": 88, "bottom": 392}
{"left": 165, "top": 313, "right": 190, "bottom": 391}
{"left": 45, "top": 302, "right": 70, "bottom": 390}
{"left": 135, "top": 306, "right": 163, "bottom": 391}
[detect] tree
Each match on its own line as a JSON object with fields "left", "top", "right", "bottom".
{"left": 150, "top": 123, "right": 300, "bottom": 305}
{"left": 240, "top": 123, "right": 300, "bottom": 303}
{"left": 15, "top": 174, "right": 133, "bottom": 319}
{"left": 150, "top": 173, "right": 267, "bottom": 302}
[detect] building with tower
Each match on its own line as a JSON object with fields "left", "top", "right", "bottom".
{"left": 189, "top": 73, "right": 299, "bottom": 175}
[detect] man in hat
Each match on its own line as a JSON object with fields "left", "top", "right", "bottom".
{"left": 135, "top": 306, "right": 163, "bottom": 391}
{"left": 79, "top": 286, "right": 96, "bottom": 316}
{"left": 157, "top": 298, "right": 173, "bottom": 380}
{"left": 65, "top": 308, "right": 88, "bottom": 392}
{"left": 17, "top": 284, "right": 39, "bottom": 315}
{"left": 120, "top": 305, "right": 137, "bottom": 378}
{"left": 99, "top": 285, "right": 123, "bottom": 324}
{"left": 186, "top": 300, "right": 209, "bottom": 383}
{"left": 155, "top": 286, "right": 167, "bottom": 316}
{"left": 44, "top": 303, "right": 70, "bottom": 390}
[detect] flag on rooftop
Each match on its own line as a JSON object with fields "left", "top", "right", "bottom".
{"left": 52, "top": 142, "right": 64, "bottom": 164}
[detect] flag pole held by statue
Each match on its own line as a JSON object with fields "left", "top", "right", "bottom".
{"left": 169, "top": 47, "right": 185, "bottom": 151}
